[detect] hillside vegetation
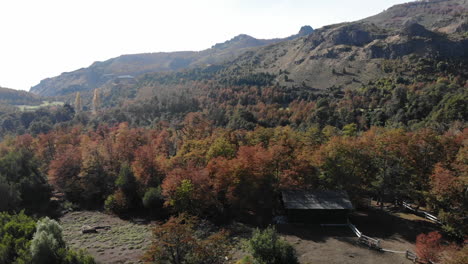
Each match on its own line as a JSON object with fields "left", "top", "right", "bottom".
{"left": 0, "top": 87, "right": 42, "bottom": 105}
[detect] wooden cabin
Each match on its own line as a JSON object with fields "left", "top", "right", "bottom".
{"left": 281, "top": 190, "right": 353, "bottom": 224}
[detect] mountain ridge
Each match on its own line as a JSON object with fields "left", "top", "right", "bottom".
{"left": 30, "top": 26, "right": 314, "bottom": 96}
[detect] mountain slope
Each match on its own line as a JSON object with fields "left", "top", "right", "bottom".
{"left": 215, "top": 18, "right": 467, "bottom": 91}
{"left": 30, "top": 26, "right": 314, "bottom": 96}
{"left": 363, "top": 0, "right": 468, "bottom": 33}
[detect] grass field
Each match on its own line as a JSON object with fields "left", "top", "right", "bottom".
{"left": 17, "top": 101, "right": 64, "bottom": 111}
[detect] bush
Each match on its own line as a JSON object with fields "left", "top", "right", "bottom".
{"left": 236, "top": 255, "right": 257, "bottom": 264}
{"left": 62, "top": 249, "right": 97, "bottom": 264}
{"left": 246, "top": 226, "right": 298, "bottom": 264}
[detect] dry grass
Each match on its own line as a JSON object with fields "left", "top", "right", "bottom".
{"left": 60, "top": 211, "right": 152, "bottom": 264}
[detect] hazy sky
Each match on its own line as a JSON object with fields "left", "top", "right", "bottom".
{"left": 0, "top": 0, "right": 409, "bottom": 91}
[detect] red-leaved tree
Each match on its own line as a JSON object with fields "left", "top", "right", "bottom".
{"left": 416, "top": 231, "right": 443, "bottom": 263}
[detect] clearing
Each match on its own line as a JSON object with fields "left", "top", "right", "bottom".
{"left": 60, "top": 206, "right": 438, "bottom": 264}
{"left": 60, "top": 211, "right": 151, "bottom": 264}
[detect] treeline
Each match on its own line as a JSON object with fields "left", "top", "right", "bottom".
{"left": 1, "top": 119, "right": 465, "bottom": 237}
{"left": 0, "top": 104, "right": 75, "bottom": 138}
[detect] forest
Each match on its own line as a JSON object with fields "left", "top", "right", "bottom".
{"left": 1, "top": 0, "right": 468, "bottom": 262}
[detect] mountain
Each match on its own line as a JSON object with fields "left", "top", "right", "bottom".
{"left": 214, "top": 19, "right": 467, "bottom": 91}
{"left": 30, "top": 26, "right": 314, "bottom": 96}
{"left": 123, "top": 0, "right": 466, "bottom": 101}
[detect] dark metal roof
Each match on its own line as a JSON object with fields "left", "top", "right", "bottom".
{"left": 281, "top": 190, "right": 353, "bottom": 210}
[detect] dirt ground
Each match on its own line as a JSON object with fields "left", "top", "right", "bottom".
{"left": 60, "top": 206, "right": 439, "bottom": 264}
{"left": 231, "top": 206, "right": 439, "bottom": 264}
{"left": 60, "top": 211, "right": 152, "bottom": 264}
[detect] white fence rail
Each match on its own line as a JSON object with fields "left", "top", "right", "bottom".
{"left": 359, "top": 235, "right": 381, "bottom": 249}
{"left": 406, "top": 250, "right": 418, "bottom": 262}
{"left": 348, "top": 222, "right": 362, "bottom": 238}
{"left": 347, "top": 220, "right": 382, "bottom": 250}
{"left": 402, "top": 201, "right": 442, "bottom": 224}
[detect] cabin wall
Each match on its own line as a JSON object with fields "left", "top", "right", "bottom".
{"left": 286, "top": 209, "right": 349, "bottom": 224}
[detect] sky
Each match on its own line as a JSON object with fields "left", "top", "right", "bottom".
{"left": 0, "top": 0, "right": 410, "bottom": 91}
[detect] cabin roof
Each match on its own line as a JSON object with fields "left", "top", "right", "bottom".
{"left": 281, "top": 190, "right": 353, "bottom": 210}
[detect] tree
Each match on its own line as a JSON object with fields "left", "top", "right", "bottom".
{"left": 132, "top": 144, "right": 163, "bottom": 187}
{"left": 30, "top": 217, "right": 65, "bottom": 264}
{"left": 342, "top": 123, "right": 357, "bottom": 137}
{"left": 206, "top": 136, "right": 236, "bottom": 160}
{"left": 48, "top": 144, "right": 82, "bottom": 203}
{"left": 246, "top": 226, "right": 298, "bottom": 264}
{"left": 143, "top": 214, "right": 230, "bottom": 264}
{"left": 0, "top": 211, "right": 36, "bottom": 263}
{"left": 106, "top": 163, "right": 138, "bottom": 214}
{"left": 92, "top": 89, "right": 101, "bottom": 115}
{"left": 143, "top": 187, "right": 163, "bottom": 210}
{"left": 115, "top": 163, "right": 137, "bottom": 195}
{"left": 0, "top": 146, "right": 51, "bottom": 213}
{"left": 74, "top": 92, "right": 82, "bottom": 113}
{"left": 416, "top": 231, "right": 443, "bottom": 263}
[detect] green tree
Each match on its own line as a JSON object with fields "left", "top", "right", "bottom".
{"left": 246, "top": 227, "right": 298, "bottom": 264}
{"left": 207, "top": 137, "right": 236, "bottom": 159}
{"left": 30, "top": 217, "right": 65, "bottom": 264}
{"left": 0, "top": 211, "right": 36, "bottom": 263}
{"left": 142, "top": 187, "right": 164, "bottom": 215}
{"left": 342, "top": 123, "right": 357, "bottom": 137}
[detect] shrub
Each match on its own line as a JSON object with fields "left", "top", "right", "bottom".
{"left": 236, "top": 255, "right": 257, "bottom": 264}
{"left": 62, "top": 249, "right": 97, "bottom": 264}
